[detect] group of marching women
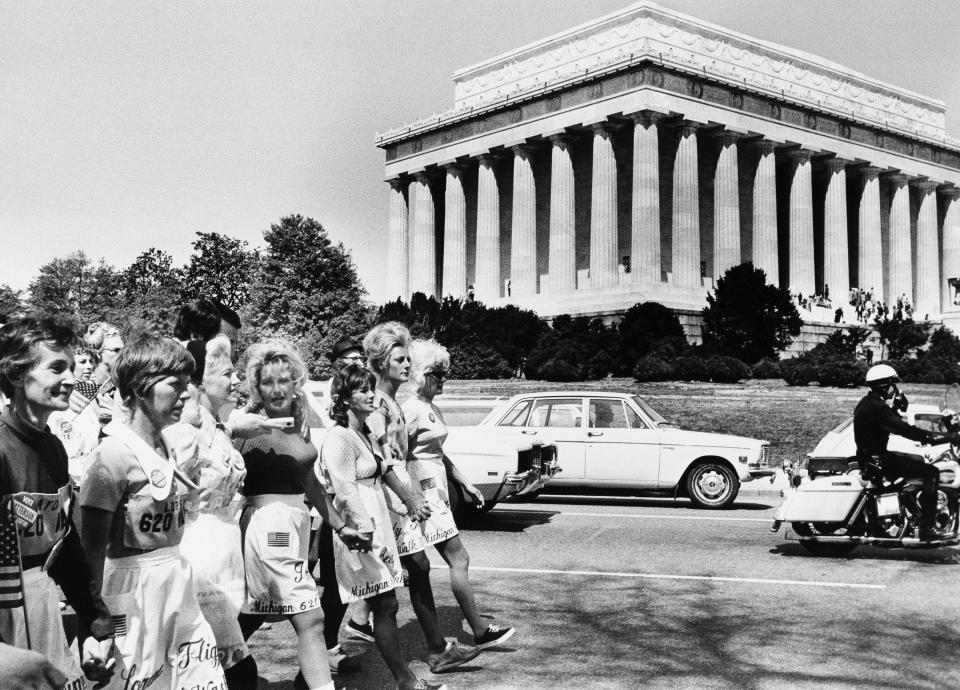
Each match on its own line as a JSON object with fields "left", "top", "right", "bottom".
{"left": 0, "top": 302, "right": 513, "bottom": 690}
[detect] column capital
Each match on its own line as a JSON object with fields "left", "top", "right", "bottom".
{"left": 858, "top": 165, "right": 882, "bottom": 181}
{"left": 881, "top": 171, "right": 910, "bottom": 187}
{"left": 476, "top": 152, "right": 499, "bottom": 168}
{"left": 750, "top": 138, "right": 778, "bottom": 155}
{"left": 588, "top": 120, "right": 623, "bottom": 136}
{"left": 510, "top": 143, "right": 537, "bottom": 159}
{"left": 786, "top": 148, "right": 814, "bottom": 164}
{"left": 673, "top": 120, "right": 703, "bottom": 138}
{"left": 821, "top": 156, "right": 851, "bottom": 174}
{"left": 716, "top": 129, "right": 746, "bottom": 147}
{"left": 441, "top": 160, "right": 467, "bottom": 176}
{"left": 910, "top": 178, "right": 939, "bottom": 194}
{"left": 628, "top": 109, "right": 668, "bottom": 129}
{"left": 412, "top": 170, "right": 436, "bottom": 185}
{"left": 386, "top": 177, "right": 408, "bottom": 191}
{"left": 547, "top": 132, "right": 576, "bottom": 148}
{"left": 938, "top": 184, "right": 960, "bottom": 200}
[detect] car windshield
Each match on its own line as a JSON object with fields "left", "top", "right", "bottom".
{"left": 438, "top": 404, "right": 499, "bottom": 426}
{"left": 632, "top": 396, "right": 673, "bottom": 426}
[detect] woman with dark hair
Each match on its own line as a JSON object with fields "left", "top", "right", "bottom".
{"left": 79, "top": 334, "right": 227, "bottom": 690}
{"left": 0, "top": 316, "right": 114, "bottom": 688}
{"left": 320, "top": 363, "right": 446, "bottom": 690}
{"left": 173, "top": 298, "right": 223, "bottom": 344}
{"left": 232, "top": 338, "right": 335, "bottom": 690}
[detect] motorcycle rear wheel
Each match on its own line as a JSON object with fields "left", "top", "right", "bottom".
{"left": 792, "top": 521, "right": 859, "bottom": 557}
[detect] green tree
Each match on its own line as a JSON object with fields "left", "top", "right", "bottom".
{"left": 618, "top": 302, "right": 687, "bottom": 364}
{"left": 873, "top": 311, "right": 930, "bottom": 360}
{"left": 27, "top": 252, "right": 122, "bottom": 323}
{"left": 0, "top": 284, "right": 23, "bottom": 323}
{"left": 702, "top": 262, "right": 801, "bottom": 363}
{"left": 248, "top": 215, "right": 371, "bottom": 377}
{"left": 182, "top": 232, "right": 258, "bottom": 308}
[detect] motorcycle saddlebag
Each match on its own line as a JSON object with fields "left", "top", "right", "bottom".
{"left": 778, "top": 474, "right": 863, "bottom": 523}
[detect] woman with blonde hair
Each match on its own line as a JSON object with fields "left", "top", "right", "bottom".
{"left": 232, "top": 338, "right": 336, "bottom": 690}
{"left": 348, "top": 322, "right": 479, "bottom": 674}
{"left": 405, "top": 339, "right": 515, "bottom": 649}
{"left": 82, "top": 321, "right": 124, "bottom": 425}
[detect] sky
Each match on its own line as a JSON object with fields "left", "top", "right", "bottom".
{"left": 2, "top": 1, "right": 959, "bottom": 303}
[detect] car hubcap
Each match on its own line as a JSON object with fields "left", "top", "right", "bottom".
{"left": 697, "top": 469, "right": 727, "bottom": 500}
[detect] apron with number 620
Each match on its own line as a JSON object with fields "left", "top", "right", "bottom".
{"left": 122, "top": 491, "right": 186, "bottom": 550}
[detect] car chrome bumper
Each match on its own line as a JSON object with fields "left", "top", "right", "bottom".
{"left": 748, "top": 468, "right": 776, "bottom": 479}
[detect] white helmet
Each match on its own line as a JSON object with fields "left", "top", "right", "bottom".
{"left": 865, "top": 364, "right": 900, "bottom": 387}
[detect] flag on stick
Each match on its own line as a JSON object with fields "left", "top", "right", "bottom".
{"left": 0, "top": 519, "right": 24, "bottom": 609}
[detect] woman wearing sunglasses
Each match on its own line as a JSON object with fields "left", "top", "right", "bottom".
{"left": 403, "top": 339, "right": 515, "bottom": 650}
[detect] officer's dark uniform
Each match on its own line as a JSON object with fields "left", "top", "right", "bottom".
{"left": 853, "top": 390, "right": 943, "bottom": 533}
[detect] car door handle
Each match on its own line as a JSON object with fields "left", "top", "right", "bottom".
{"left": 521, "top": 430, "right": 538, "bottom": 435}
{"left": 587, "top": 431, "right": 604, "bottom": 437}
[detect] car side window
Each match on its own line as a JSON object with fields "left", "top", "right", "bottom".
{"left": 527, "top": 398, "right": 582, "bottom": 428}
{"left": 588, "top": 399, "right": 629, "bottom": 429}
{"left": 624, "top": 404, "right": 648, "bottom": 429}
{"left": 498, "top": 400, "right": 532, "bottom": 427}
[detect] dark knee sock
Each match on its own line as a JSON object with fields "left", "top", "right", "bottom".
{"left": 320, "top": 586, "right": 348, "bottom": 650}
{"left": 225, "top": 655, "right": 258, "bottom": 690}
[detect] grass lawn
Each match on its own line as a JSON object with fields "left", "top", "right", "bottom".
{"left": 435, "top": 378, "right": 952, "bottom": 468}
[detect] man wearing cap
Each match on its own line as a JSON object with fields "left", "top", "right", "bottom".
{"left": 310, "top": 336, "right": 365, "bottom": 674}
{"left": 854, "top": 364, "right": 958, "bottom": 540}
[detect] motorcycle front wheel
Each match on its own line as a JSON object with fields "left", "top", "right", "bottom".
{"left": 792, "top": 521, "right": 860, "bottom": 557}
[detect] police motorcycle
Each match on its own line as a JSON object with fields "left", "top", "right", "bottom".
{"left": 771, "top": 383, "right": 960, "bottom": 556}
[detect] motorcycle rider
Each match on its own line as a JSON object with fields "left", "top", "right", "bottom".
{"left": 854, "top": 364, "right": 959, "bottom": 540}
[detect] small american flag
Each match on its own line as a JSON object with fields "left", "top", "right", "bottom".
{"left": 111, "top": 614, "right": 127, "bottom": 636}
{"left": 419, "top": 477, "right": 437, "bottom": 491}
{"left": 267, "top": 532, "right": 290, "bottom": 548}
{"left": 0, "top": 519, "right": 24, "bottom": 609}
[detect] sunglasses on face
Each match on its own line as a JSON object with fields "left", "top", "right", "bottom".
{"left": 425, "top": 370, "right": 447, "bottom": 382}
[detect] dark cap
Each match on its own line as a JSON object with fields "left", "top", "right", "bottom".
{"left": 330, "top": 337, "right": 362, "bottom": 361}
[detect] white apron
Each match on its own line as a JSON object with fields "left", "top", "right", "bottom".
{"left": 408, "top": 458, "right": 459, "bottom": 545}
{"left": 0, "top": 567, "right": 86, "bottom": 690}
{"left": 333, "top": 475, "right": 403, "bottom": 604}
{"left": 239, "top": 494, "right": 320, "bottom": 617}
{"left": 98, "top": 423, "right": 226, "bottom": 690}
{"left": 174, "top": 415, "right": 248, "bottom": 669}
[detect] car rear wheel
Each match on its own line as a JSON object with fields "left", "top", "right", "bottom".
{"left": 686, "top": 461, "right": 740, "bottom": 509}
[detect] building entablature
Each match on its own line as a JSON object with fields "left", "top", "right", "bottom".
{"left": 376, "top": 2, "right": 959, "bottom": 167}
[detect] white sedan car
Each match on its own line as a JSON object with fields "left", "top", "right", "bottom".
{"left": 469, "top": 391, "right": 771, "bottom": 509}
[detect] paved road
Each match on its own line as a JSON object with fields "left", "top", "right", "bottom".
{"left": 249, "top": 493, "right": 960, "bottom": 689}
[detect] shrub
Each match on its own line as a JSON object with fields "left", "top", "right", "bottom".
{"left": 781, "top": 360, "right": 816, "bottom": 386}
{"left": 920, "top": 368, "right": 946, "bottom": 385}
{"left": 586, "top": 350, "right": 618, "bottom": 379}
{"left": 751, "top": 358, "right": 781, "bottom": 379}
{"left": 673, "top": 356, "right": 709, "bottom": 382}
{"left": 537, "top": 358, "right": 581, "bottom": 382}
{"left": 633, "top": 356, "right": 674, "bottom": 382}
{"left": 447, "top": 342, "right": 512, "bottom": 379}
{"left": 815, "top": 358, "right": 867, "bottom": 388}
{"left": 706, "top": 356, "right": 752, "bottom": 383}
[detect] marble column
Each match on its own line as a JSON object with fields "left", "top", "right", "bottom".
{"left": 857, "top": 166, "right": 883, "bottom": 300}
{"left": 751, "top": 140, "right": 779, "bottom": 285}
{"left": 630, "top": 111, "right": 663, "bottom": 284}
{"left": 822, "top": 157, "right": 850, "bottom": 302}
{"left": 671, "top": 122, "right": 701, "bottom": 287}
{"left": 510, "top": 144, "right": 537, "bottom": 297}
{"left": 442, "top": 163, "right": 467, "bottom": 298}
{"left": 475, "top": 154, "right": 501, "bottom": 301}
{"left": 589, "top": 123, "right": 619, "bottom": 289}
{"left": 787, "top": 149, "right": 815, "bottom": 296}
{"left": 942, "top": 187, "right": 960, "bottom": 311}
{"left": 913, "top": 179, "right": 940, "bottom": 318}
{"left": 713, "top": 130, "right": 742, "bottom": 280}
{"left": 409, "top": 171, "right": 436, "bottom": 297}
{"left": 885, "top": 173, "right": 912, "bottom": 306}
{"left": 548, "top": 134, "right": 576, "bottom": 293}
{"left": 386, "top": 177, "right": 409, "bottom": 300}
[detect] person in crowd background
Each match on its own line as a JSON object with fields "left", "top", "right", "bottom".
{"left": 83, "top": 321, "right": 124, "bottom": 426}
{"left": 79, "top": 334, "right": 227, "bottom": 690}
{"left": 0, "top": 642, "right": 69, "bottom": 689}
{"left": 349, "top": 322, "right": 480, "bottom": 675}
{"left": 50, "top": 346, "right": 104, "bottom": 483}
{"left": 320, "top": 363, "right": 447, "bottom": 690}
{"left": 0, "top": 316, "right": 115, "bottom": 689}
{"left": 233, "top": 339, "right": 335, "bottom": 690}
{"left": 166, "top": 335, "right": 257, "bottom": 689}
{"left": 404, "top": 339, "right": 516, "bottom": 650}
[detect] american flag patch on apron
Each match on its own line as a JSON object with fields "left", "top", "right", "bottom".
{"left": 267, "top": 532, "right": 290, "bottom": 548}
{"left": 111, "top": 614, "right": 127, "bottom": 636}
{"left": 419, "top": 477, "right": 437, "bottom": 491}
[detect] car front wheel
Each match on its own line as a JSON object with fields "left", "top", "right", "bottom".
{"left": 686, "top": 461, "right": 740, "bottom": 509}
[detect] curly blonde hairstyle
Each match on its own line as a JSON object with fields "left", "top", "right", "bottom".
{"left": 83, "top": 322, "right": 122, "bottom": 350}
{"left": 409, "top": 339, "right": 450, "bottom": 393}
{"left": 362, "top": 322, "right": 411, "bottom": 377}
{"left": 243, "top": 338, "right": 307, "bottom": 415}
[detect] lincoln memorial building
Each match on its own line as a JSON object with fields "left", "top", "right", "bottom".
{"left": 375, "top": 2, "right": 960, "bottom": 337}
